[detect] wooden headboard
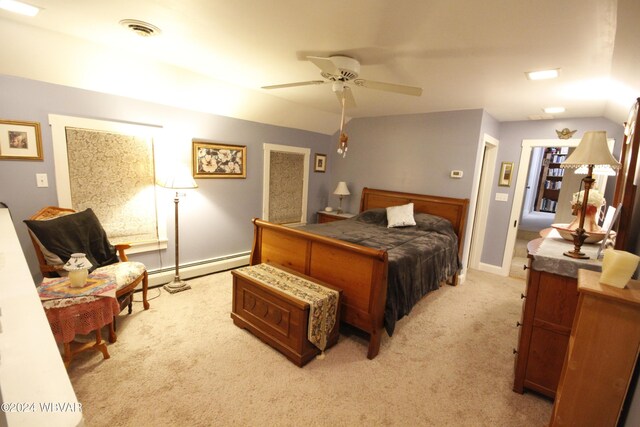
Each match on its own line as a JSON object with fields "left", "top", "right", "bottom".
{"left": 359, "top": 187, "right": 470, "bottom": 257}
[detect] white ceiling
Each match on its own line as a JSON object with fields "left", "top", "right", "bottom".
{"left": 1, "top": 0, "right": 639, "bottom": 134}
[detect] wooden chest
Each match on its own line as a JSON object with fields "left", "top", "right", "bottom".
{"left": 231, "top": 264, "right": 341, "bottom": 367}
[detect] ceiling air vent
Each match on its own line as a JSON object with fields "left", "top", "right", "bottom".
{"left": 119, "top": 19, "right": 161, "bottom": 37}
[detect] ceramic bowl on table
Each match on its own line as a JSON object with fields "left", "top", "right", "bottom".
{"left": 551, "top": 223, "right": 610, "bottom": 244}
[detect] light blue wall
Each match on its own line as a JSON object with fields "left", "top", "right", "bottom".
{"left": 0, "top": 75, "right": 332, "bottom": 280}
{"left": 328, "top": 110, "right": 485, "bottom": 213}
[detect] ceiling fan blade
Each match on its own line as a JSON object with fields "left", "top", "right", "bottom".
{"left": 335, "top": 87, "right": 357, "bottom": 109}
{"left": 307, "top": 56, "right": 339, "bottom": 75}
{"left": 354, "top": 79, "right": 423, "bottom": 96}
{"left": 261, "top": 80, "right": 326, "bottom": 90}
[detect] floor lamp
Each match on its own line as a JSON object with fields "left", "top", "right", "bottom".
{"left": 157, "top": 169, "right": 198, "bottom": 293}
{"left": 560, "top": 130, "right": 620, "bottom": 259}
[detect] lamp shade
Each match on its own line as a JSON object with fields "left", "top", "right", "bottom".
{"left": 333, "top": 181, "right": 351, "bottom": 196}
{"left": 157, "top": 167, "right": 198, "bottom": 189}
{"left": 560, "top": 131, "right": 621, "bottom": 169}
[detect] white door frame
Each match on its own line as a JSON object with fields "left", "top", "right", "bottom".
{"left": 262, "top": 143, "right": 310, "bottom": 225}
{"left": 469, "top": 134, "right": 499, "bottom": 270}
{"left": 501, "top": 138, "right": 613, "bottom": 275}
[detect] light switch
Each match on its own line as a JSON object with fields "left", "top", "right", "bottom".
{"left": 495, "top": 192, "right": 509, "bottom": 202}
{"left": 36, "top": 173, "right": 48, "bottom": 187}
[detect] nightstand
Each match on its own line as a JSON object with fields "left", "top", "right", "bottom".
{"left": 317, "top": 211, "right": 355, "bottom": 224}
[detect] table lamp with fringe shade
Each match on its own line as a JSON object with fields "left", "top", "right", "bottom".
{"left": 560, "top": 131, "right": 620, "bottom": 259}
{"left": 156, "top": 167, "right": 198, "bottom": 293}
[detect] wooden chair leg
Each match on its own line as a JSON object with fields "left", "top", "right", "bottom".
{"left": 142, "top": 270, "right": 150, "bottom": 310}
{"left": 128, "top": 299, "right": 133, "bottom": 314}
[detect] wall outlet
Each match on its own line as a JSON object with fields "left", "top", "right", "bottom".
{"left": 450, "top": 170, "right": 463, "bottom": 179}
{"left": 36, "top": 173, "right": 48, "bottom": 188}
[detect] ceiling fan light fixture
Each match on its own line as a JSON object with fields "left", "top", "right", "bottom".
{"left": 119, "top": 19, "right": 161, "bottom": 37}
{"left": 526, "top": 68, "right": 560, "bottom": 80}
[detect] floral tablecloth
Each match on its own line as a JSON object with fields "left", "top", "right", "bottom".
{"left": 38, "top": 273, "right": 120, "bottom": 343}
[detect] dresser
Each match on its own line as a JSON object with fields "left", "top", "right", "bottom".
{"left": 513, "top": 233, "right": 602, "bottom": 399}
{"left": 549, "top": 269, "right": 640, "bottom": 426}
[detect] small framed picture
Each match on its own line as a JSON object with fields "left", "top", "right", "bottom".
{"left": 498, "top": 161, "right": 514, "bottom": 187}
{"left": 192, "top": 140, "right": 246, "bottom": 178}
{"left": 0, "top": 119, "right": 43, "bottom": 160}
{"left": 314, "top": 153, "right": 327, "bottom": 173}
{"left": 597, "top": 203, "right": 622, "bottom": 259}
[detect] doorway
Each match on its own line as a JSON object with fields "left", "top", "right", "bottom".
{"left": 468, "top": 134, "right": 498, "bottom": 270}
{"left": 262, "top": 143, "right": 310, "bottom": 225}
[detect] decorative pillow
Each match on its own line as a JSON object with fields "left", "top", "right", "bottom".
{"left": 24, "top": 208, "right": 119, "bottom": 272}
{"left": 386, "top": 203, "right": 416, "bottom": 228}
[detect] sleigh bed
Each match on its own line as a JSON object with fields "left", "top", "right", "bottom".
{"left": 250, "top": 188, "right": 469, "bottom": 359}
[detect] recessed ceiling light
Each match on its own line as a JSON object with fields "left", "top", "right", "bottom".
{"left": 526, "top": 69, "right": 560, "bottom": 80}
{"left": 0, "top": 0, "right": 39, "bottom": 16}
{"left": 119, "top": 19, "right": 161, "bottom": 37}
{"left": 543, "top": 107, "right": 565, "bottom": 114}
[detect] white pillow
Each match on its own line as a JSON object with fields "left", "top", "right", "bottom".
{"left": 386, "top": 203, "right": 416, "bottom": 228}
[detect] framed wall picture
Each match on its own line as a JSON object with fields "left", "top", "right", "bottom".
{"left": 0, "top": 119, "right": 43, "bottom": 160}
{"left": 192, "top": 140, "right": 246, "bottom": 178}
{"left": 498, "top": 161, "right": 514, "bottom": 187}
{"left": 314, "top": 153, "right": 327, "bottom": 173}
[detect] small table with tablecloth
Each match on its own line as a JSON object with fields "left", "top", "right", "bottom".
{"left": 38, "top": 272, "right": 120, "bottom": 367}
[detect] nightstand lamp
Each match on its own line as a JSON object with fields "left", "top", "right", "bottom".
{"left": 333, "top": 181, "right": 350, "bottom": 214}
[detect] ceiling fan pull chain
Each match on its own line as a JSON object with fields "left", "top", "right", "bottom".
{"left": 338, "top": 91, "right": 348, "bottom": 157}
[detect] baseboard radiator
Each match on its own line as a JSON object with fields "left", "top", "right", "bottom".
{"left": 146, "top": 251, "right": 250, "bottom": 287}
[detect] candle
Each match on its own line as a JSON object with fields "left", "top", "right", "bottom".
{"left": 600, "top": 249, "right": 640, "bottom": 289}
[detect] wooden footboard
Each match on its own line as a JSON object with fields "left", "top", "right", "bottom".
{"left": 250, "top": 218, "right": 389, "bottom": 359}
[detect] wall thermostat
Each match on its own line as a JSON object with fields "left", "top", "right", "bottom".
{"left": 450, "top": 170, "right": 463, "bottom": 179}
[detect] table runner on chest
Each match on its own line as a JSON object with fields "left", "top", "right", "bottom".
{"left": 235, "top": 264, "right": 339, "bottom": 352}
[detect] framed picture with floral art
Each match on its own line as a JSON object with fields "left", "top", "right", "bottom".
{"left": 192, "top": 140, "right": 246, "bottom": 178}
{"left": 0, "top": 119, "right": 43, "bottom": 160}
{"left": 314, "top": 153, "right": 327, "bottom": 173}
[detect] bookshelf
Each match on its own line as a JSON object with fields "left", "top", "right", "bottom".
{"left": 535, "top": 147, "right": 568, "bottom": 213}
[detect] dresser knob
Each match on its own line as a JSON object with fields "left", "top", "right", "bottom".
{"left": 513, "top": 348, "right": 518, "bottom": 355}
{"left": 523, "top": 265, "right": 529, "bottom": 270}
{"left": 516, "top": 321, "right": 521, "bottom": 327}
{"left": 521, "top": 293, "right": 526, "bottom": 299}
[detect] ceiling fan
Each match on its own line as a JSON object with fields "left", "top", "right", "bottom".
{"left": 261, "top": 55, "right": 423, "bottom": 109}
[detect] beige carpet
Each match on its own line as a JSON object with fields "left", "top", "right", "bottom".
{"left": 68, "top": 269, "right": 552, "bottom": 426}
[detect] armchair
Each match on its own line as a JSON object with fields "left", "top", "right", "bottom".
{"left": 25, "top": 206, "right": 150, "bottom": 342}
